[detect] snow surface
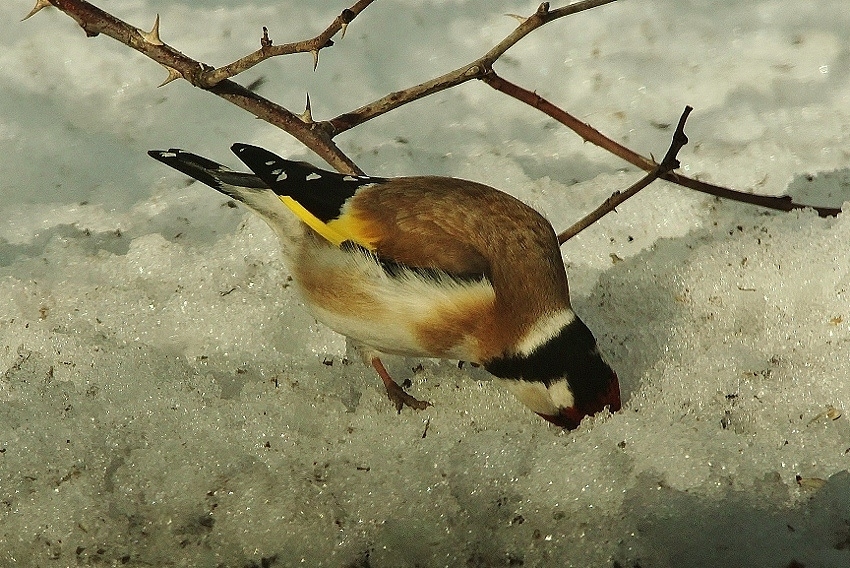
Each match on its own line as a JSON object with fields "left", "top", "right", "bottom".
{"left": 2, "top": 0, "right": 850, "bottom": 566}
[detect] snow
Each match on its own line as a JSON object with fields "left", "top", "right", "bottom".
{"left": 2, "top": 0, "right": 850, "bottom": 566}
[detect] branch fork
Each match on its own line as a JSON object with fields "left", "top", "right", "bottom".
{"left": 558, "top": 106, "right": 693, "bottom": 243}
{"left": 26, "top": 0, "right": 843, "bottom": 236}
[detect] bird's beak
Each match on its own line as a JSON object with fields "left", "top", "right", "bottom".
{"left": 537, "top": 371, "right": 621, "bottom": 430}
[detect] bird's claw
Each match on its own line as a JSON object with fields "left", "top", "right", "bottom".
{"left": 371, "top": 356, "right": 431, "bottom": 413}
{"left": 383, "top": 379, "right": 431, "bottom": 413}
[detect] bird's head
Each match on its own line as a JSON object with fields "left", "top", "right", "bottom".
{"left": 485, "top": 311, "right": 621, "bottom": 430}
{"left": 534, "top": 369, "right": 621, "bottom": 430}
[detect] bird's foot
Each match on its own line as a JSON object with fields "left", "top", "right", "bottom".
{"left": 371, "top": 357, "right": 431, "bottom": 413}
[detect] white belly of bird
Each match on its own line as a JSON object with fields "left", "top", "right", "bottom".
{"left": 293, "top": 241, "right": 496, "bottom": 361}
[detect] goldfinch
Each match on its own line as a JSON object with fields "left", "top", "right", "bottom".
{"left": 148, "top": 144, "right": 621, "bottom": 429}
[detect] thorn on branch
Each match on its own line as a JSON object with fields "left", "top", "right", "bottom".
{"left": 300, "top": 93, "right": 313, "bottom": 123}
{"left": 158, "top": 65, "right": 182, "bottom": 88}
{"left": 340, "top": 8, "right": 355, "bottom": 39}
{"left": 505, "top": 13, "right": 528, "bottom": 24}
{"left": 261, "top": 26, "right": 272, "bottom": 49}
{"left": 311, "top": 50, "right": 320, "bottom": 71}
{"left": 138, "top": 14, "right": 163, "bottom": 46}
{"left": 21, "top": 0, "right": 51, "bottom": 21}
{"left": 557, "top": 105, "right": 693, "bottom": 244}
{"left": 536, "top": 2, "right": 551, "bottom": 15}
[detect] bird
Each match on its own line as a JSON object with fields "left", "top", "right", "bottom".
{"left": 148, "top": 144, "right": 621, "bottom": 429}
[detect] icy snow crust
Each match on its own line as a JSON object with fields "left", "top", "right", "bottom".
{"left": 2, "top": 1, "right": 850, "bottom": 566}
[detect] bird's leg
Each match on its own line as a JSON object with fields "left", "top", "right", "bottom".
{"left": 370, "top": 357, "right": 431, "bottom": 413}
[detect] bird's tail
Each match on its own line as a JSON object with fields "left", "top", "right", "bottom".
{"left": 149, "top": 148, "right": 303, "bottom": 250}
{"left": 148, "top": 149, "right": 268, "bottom": 197}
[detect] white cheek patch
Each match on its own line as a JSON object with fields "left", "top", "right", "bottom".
{"left": 500, "top": 379, "right": 558, "bottom": 416}
{"left": 546, "top": 379, "right": 574, "bottom": 410}
{"left": 515, "top": 309, "right": 576, "bottom": 356}
{"left": 498, "top": 378, "right": 574, "bottom": 417}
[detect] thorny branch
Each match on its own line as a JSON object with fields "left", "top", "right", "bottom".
{"left": 321, "top": 0, "right": 620, "bottom": 136}
{"left": 203, "top": 0, "right": 376, "bottom": 84}
{"left": 39, "top": 0, "right": 368, "bottom": 175}
{"left": 26, "top": 0, "right": 843, "bottom": 241}
{"left": 33, "top": 0, "right": 618, "bottom": 176}
{"left": 482, "top": 73, "right": 842, "bottom": 218}
{"left": 558, "top": 106, "right": 692, "bottom": 243}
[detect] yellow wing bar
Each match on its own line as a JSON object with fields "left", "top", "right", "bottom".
{"left": 279, "top": 196, "right": 377, "bottom": 250}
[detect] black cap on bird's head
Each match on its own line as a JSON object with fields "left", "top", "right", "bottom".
{"left": 485, "top": 313, "right": 621, "bottom": 430}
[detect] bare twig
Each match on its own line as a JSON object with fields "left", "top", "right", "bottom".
{"left": 558, "top": 106, "right": 692, "bottom": 243}
{"left": 31, "top": 0, "right": 841, "bottom": 223}
{"left": 321, "top": 0, "right": 620, "bottom": 136}
{"left": 201, "top": 0, "right": 375, "bottom": 85}
{"left": 483, "top": 73, "right": 843, "bottom": 218}
{"left": 43, "top": 0, "right": 366, "bottom": 175}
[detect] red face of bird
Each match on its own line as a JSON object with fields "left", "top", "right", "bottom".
{"left": 536, "top": 370, "right": 621, "bottom": 430}
{"left": 485, "top": 312, "right": 621, "bottom": 430}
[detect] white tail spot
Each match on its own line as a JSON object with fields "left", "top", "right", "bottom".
{"left": 276, "top": 171, "right": 288, "bottom": 182}
{"left": 343, "top": 175, "right": 357, "bottom": 182}
{"left": 306, "top": 173, "right": 321, "bottom": 181}
{"left": 265, "top": 160, "right": 275, "bottom": 166}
